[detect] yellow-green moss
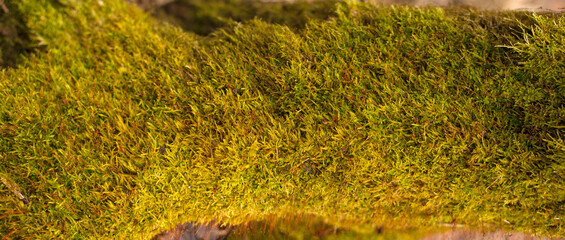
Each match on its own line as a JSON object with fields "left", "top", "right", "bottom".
{"left": 0, "top": 0, "right": 563, "bottom": 239}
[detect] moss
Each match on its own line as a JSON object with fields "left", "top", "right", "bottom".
{"left": 0, "top": 0, "right": 563, "bottom": 239}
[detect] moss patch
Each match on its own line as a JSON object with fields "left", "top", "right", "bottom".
{"left": 0, "top": 0, "right": 564, "bottom": 239}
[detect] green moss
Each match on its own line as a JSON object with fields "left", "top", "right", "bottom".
{"left": 0, "top": 0, "right": 563, "bottom": 239}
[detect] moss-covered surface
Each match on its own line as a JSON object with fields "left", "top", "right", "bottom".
{"left": 0, "top": 0, "right": 564, "bottom": 239}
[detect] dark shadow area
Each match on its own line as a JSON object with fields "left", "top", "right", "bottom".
{"left": 153, "top": 0, "right": 339, "bottom": 35}
{"left": 0, "top": 1, "right": 33, "bottom": 68}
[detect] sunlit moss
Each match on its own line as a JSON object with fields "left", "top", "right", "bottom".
{"left": 0, "top": 0, "right": 563, "bottom": 239}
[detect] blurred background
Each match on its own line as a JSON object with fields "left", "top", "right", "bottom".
{"left": 132, "top": 0, "right": 564, "bottom": 36}
{"left": 135, "top": 0, "right": 565, "bottom": 11}
{"left": 370, "top": 0, "right": 565, "bottom": 10}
